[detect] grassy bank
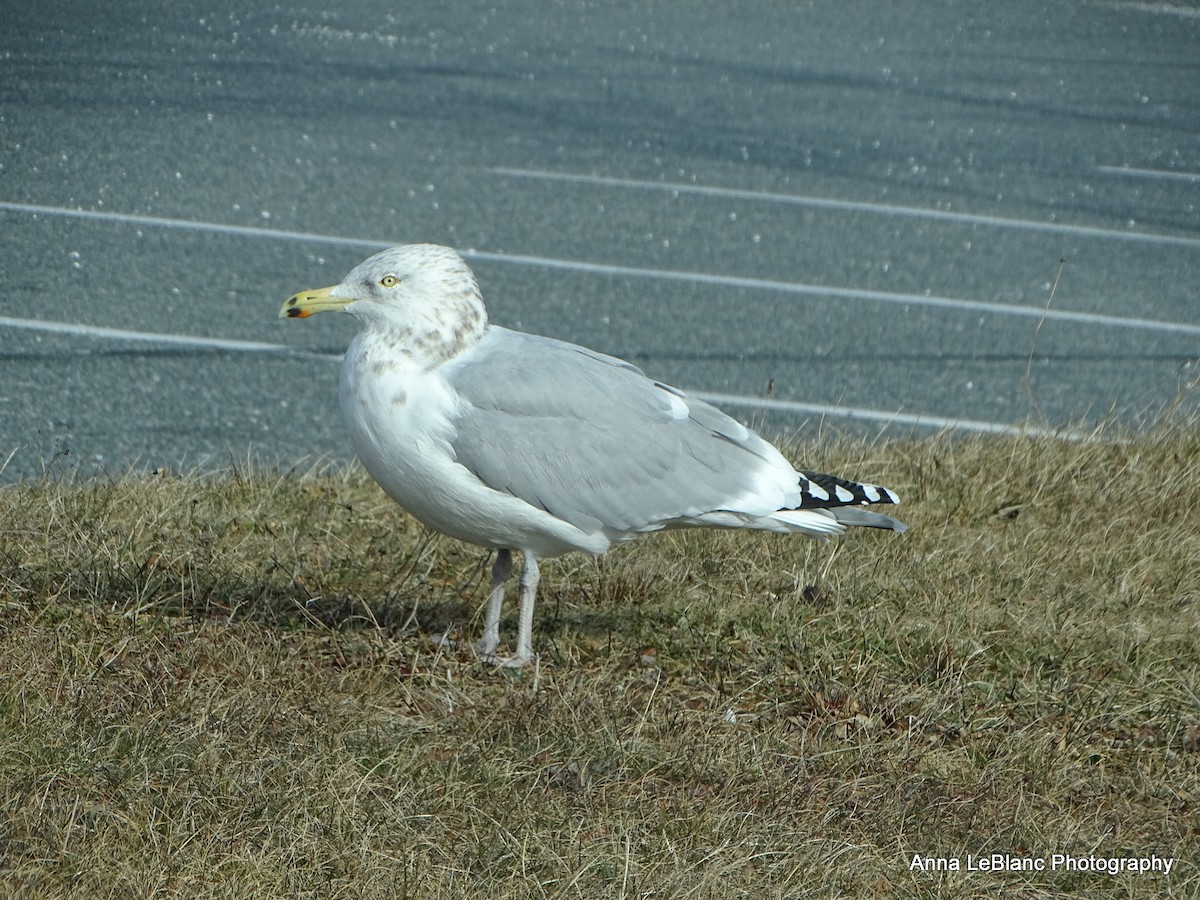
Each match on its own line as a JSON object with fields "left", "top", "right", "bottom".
{"left": 1, "top": 424, "right": 1197, "bottom": 898}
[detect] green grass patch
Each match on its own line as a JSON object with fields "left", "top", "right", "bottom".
{"left": 1, "top": 424, "right": 1197, "bottom": 897}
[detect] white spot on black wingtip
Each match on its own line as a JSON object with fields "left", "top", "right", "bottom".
{"left": 879, "top": 486, "right": 901, "bottom": 505}
{"left": 798, "top": 470, "right": 902, "bottom": 510}
{"left": 800, "top": 477, "right": 830, "bottom": 502}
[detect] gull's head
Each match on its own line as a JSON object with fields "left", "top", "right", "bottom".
{"left": 279, "top": 244, "right": 485, "bottom": 336}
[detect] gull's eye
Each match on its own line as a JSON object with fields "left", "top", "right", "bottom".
{"left": 380, "top": 274, "right": 400, "bottom": 288}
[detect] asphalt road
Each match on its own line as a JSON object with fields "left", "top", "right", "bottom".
{"left": 2, "top": 0, "right": 1198, "bottom": 481}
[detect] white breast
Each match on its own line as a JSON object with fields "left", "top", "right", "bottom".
{"left": 339, "top": 331, "right": 609, "bottom": 558}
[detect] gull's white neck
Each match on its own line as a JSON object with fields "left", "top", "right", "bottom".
{"left": 349, "top": 282, "right": 488, "bottom": 370}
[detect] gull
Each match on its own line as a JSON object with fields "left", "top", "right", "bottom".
{"left": 281, "top": 244, "right": 906, "bottom": 667}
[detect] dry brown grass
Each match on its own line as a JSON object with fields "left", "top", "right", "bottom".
{"left": 1, "top": 421, "right": 1198, "bottom": 898}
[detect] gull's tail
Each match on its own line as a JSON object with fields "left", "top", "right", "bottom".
{"left": 681, "top": 471, "right": 906, "bottom": 539}
{"left": 768, "top": 471, "right": 907, "bottom": 536}
{"left": 798, "top": 470, "right": 906, "bottom": 532}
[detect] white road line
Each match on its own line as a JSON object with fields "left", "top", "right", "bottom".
{"left": 0, "top": 315, "right": 302, "bottom": 354}
{"left": 5, "top": 199, "right": 1199, "bottom": 335}
{"left": 1, "top": 314, "right": 1060, "bottom": 437}
{"left": 1106, "top": 1, "right": 1200, "bottom": 18}
{"left": 1096, "top": 165, "right": 1200, "bottom": 183}
{"left": 692, "top": 391, "right": 1086, "bottom": 440}
{"left": 0, "top": 200, "right": 390, "bottom": 250}
{"left": 463, "top": 250, "right": 1200, "bottom": 336}
{"left": 489, "top": 167, "right": 1200, "bottom": 250}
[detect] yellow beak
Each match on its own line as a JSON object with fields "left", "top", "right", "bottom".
{"left": 279, "top": 284, "right": 351, "bottom": 319}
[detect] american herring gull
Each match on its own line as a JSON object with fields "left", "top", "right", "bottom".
{"left": 281, "top": 244, "right": 906, "bottom": 667}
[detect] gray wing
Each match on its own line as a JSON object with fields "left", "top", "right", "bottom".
{"left": 442, "top": 327, "right": 791, "bottom": 535}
